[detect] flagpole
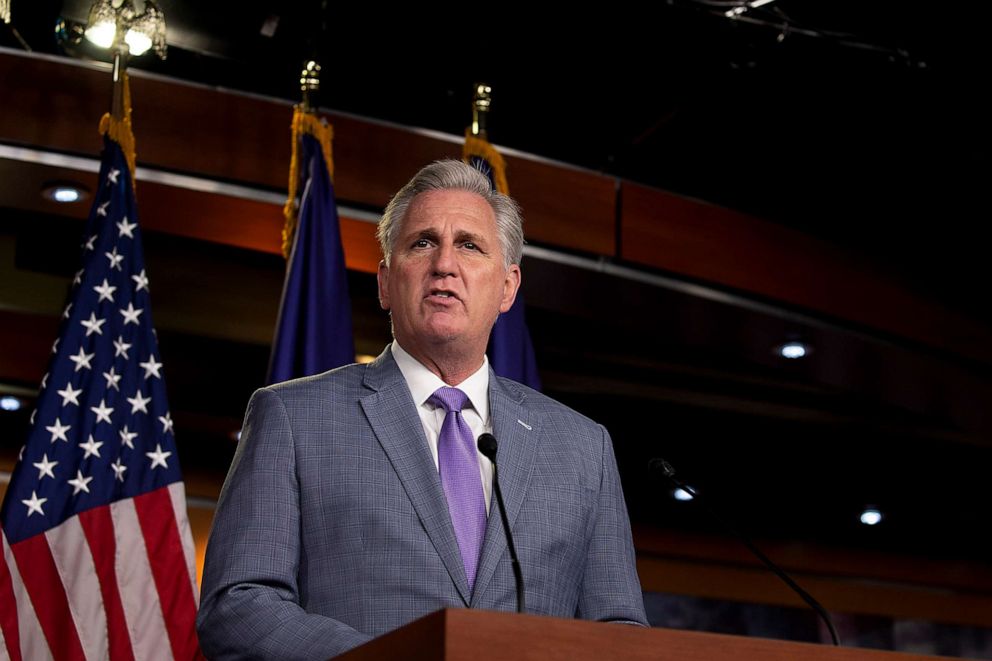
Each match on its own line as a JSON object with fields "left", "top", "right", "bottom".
{"left": 471, "top": 83, "right": 491, "bottom": 139}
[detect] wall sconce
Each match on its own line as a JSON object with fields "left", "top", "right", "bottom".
{"left": 84, "top": 0, "right": 167, "bottom": 58}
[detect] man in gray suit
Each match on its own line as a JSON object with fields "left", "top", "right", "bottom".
{"left": 197, "top": 160, "right": 647, "bottom": 659}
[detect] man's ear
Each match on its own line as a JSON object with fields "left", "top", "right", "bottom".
{"left": 377, "top": 259, "right": 390, "bottom": 310}
{"left": 499, "top": 264, "right": 521, "bottom": 313}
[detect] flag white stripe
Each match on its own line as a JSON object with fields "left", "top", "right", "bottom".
{"left": 111, "top": 498, "right": 173, "bottom": 661}
{"left": 168, "top": 482, "right": 199, "bottom": 604}
{"left": 2, "top": 531, "right": 55, "bottom": 661}
{"left": 46, "top": 517, "right": 108, "bottom": 661}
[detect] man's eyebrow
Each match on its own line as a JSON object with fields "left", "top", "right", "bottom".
{"left": 454, "top": 229, "right": 487, "bottom": 244}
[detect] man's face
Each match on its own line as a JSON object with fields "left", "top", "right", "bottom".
{"left": 377, "top": 189, "right": 521, "bottom": 365}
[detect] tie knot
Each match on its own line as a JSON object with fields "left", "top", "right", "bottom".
{"left": 429, "top": 386, "right": 469, "bottom": 414}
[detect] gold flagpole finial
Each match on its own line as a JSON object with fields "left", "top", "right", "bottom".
{"left": 471, "top": 83, "right": 492, "bottom": 138}
{"left": 300, "top": 60, "right": 321, "bottom": 113}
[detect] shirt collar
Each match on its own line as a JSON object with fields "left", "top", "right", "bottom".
{"left": 390, "top": 340, "right": 490, "bottom": 421}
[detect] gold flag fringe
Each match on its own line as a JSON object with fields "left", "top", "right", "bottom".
{"left": 462, "top": 129, "right": 509, "bottom": 195}
{"left": 282, "top": 107, "right": 335, "bottom": 258}
{"left": 98, "top": 70, "right": 137, "bottom": 188}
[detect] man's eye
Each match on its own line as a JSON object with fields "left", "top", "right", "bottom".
{"left": 413, "top": 239, "right": 431, "bottom": 248}
{"left": 463, "top": 242, "right": 478, "bottom": 251}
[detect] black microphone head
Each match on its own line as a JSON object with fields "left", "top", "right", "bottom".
{"left": 477, "top": 433, "right": 498, "bottom": 462}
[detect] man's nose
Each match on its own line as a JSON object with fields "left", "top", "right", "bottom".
{"left": 432, "top": 241, "right": 457, "bottom": 275}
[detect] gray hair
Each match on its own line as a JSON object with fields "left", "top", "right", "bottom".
{"left": 376, "top": 159, "right": 524, "bottom": 268}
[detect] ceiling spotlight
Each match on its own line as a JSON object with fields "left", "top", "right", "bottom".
{"left": 1, "top": 396, "right": 24, "bottom": 412}
{"left": 83, "top": 0, "right": 167, "bottom": 58}
{"left": 672, "top": 487, "right": 694, "bottom": 502}
{"left": 42, "top": 181, "right": 89, "bottom": 204}
{"left": 860, "top": 508, "right": 883, "bottom": 526}
{"left": 777, "top": 341, "right": 809, "bottom": 359}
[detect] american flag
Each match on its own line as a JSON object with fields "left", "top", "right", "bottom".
{"left": 0, "top": 133, "right": 202, "bottom": 659}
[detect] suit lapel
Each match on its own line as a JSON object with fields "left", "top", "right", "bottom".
{"left": 470, "top": 375, "right": 538, "bottom": 606}
{"left": 359, "top": 349, "right": 472, "bottom": 604}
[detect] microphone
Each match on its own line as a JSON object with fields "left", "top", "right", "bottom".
{"left": 649, "top": 457, "right": 841, "bottom": 646}
{"left": 478, "top": 433, "right": 525, "bottom": 613}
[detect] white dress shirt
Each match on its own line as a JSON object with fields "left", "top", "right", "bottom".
{"left": 390, "top": 340, "right": 494, "bottom": 512}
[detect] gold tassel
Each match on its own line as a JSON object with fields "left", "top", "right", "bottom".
{"left": 98, "top": 70, "right": 137, "bottom": 188}
{"left": 463, "top": 129, "right": 509, "bottom": 195}
{"left": 283, "top": 106, "right": 335, "bottom": 257}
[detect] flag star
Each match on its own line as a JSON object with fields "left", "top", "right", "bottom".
{"left": 80, "top": 312, "right": 107, "bottom": 337}
{"left": 111, "top": 458, "right": 128, "bottom": 482}
{"left": 105, "top": 247, "right": 124, "bottom": 271}
{"left": 52, "top": 337, "right": 61, "bottom": 353}
{"left": 69, "top": 347, "right": 95, "bottom": 372}
{"left": 30, "top": 410, "right": 36, "bottom": 425}
{"left": 79, "top": 435, "right": 104, "bottom": 459}
{"left": 33, "top": 454, "right": 58, "bottom": 480}
{"left": 140, "top": 355, "right": 163, "bottom": 379}
{"left": 146, "top": 444, "right": 172, "bottom": 469}
{"left": 103, "top": 366, "right": 122, "bottom": 391}
{"left": 22, "top": 491, "right": 47, "bottom": 517}
{"left": 46, "top": 418, "right": 71, "bottom": 443}
{"left": 117, "top": 217, "right": 137, "bottom": 238}
{"left": 41, "top": 373, "right": 49, "bottom": 389}
{"left": 127, "top": 390, "right": 151, "bottom": 414}
{"left": 97, "top": 200, "right": 110, "bottom": 216}
{"left": 114, "top": 335, "right": 132, "bottom": 359}
{"left": 120, "top": 303, "right": 143, "bottom": 326}
{"left": 73, "top": 269, "right": 84, "bottom": 286}
{"left": 68, "top": 469, "right": 94, "bottom": 495}
{"left": 57, "top": 383, "right": 83, "bottom": 406}
{"left": 90, "top": 398, "right": 114, "bottom": 425}
{"left": 108, "top": 168, "right": 120, "bottom": 184}
{"left": 19, "top": 444, "right": 26, "bottom": 460}
{"left": 132, "top": 269, "right": 149, "bottom": 292}
{"left": 119, "top": 425, "right": 138, "bottom": 449}
{"left": 158, "top": 412, "right": 174, "bottom": 435}
{"left": 93, "top": 278, "right": 117, "bottom": 302}
{"left": 62, "top": 303, "right": 72, "bottom": 321}
{"left": 83, "top": 234, "right": 98, "bottom": 251}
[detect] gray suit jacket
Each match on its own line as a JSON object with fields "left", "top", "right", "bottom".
{"left": 197, "top": 348, "right": 646, "bottom": 660}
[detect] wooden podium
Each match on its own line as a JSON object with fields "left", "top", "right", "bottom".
{"left": 334, "top": 609, "right": 954, "bottom": 661}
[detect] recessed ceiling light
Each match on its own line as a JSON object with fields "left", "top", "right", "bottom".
{"left": 0, "top": 396, "right": 23, "bottom": 412}
{"left": 860, "top": 508, "right": 883, "bottom": 526}
{"left": 777, "top": 341, "right": 809, "bottom": 359}
{"left": 41, "top": 181, "right": 89, "bottom": 204}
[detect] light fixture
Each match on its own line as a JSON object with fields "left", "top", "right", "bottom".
{"left": 672, "top": 487, "right": 694, "bottom": 502}
{"left": 42, "top": 181, "right": 90, "bottom": 204}
{"left": 0, "top": 396, "right": 23, "bottom": 412}
{"left": 860, "top": 508, "right": 883, "bottom": 526}
{"left": 777, "top": 340, "right": 809, "bottom": 360}
{"left": 84, "top": 0, "right": 167, "bottom": 58}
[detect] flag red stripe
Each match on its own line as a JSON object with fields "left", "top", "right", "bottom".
{"left": 134, "top": 487, "right": 202, "bottom": 661}
{"left": 0, "top": 540, "right": 23, "bottom": 661}
{"left": 9, "top": 533, "right": 86, "bottom": 661}
{"left": 79, "top": 507, "right": 137, "bottom": 661}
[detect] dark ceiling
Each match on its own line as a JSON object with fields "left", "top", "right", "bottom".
{"left": 2, "top": 2, "right": 991, "bottom": 571}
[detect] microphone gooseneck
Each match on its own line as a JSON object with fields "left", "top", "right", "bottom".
{"left": 649, "top": 457, "right": 841, "bottom": 646}
{"left": 478, "top": 433, "right": 525, "bottom": 614}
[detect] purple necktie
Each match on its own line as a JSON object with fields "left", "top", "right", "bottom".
{"left": 430, "top": 386, "right": 487, "bottom": 589}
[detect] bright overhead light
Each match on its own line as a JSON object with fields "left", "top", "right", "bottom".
{"left": 860, "top": 508, "right": 883, "bottom": 526}
{"left": 778, "top": 341, "right": 809, "bottom": 359}
{"left": 42, "top": 182, "right": 89, "bottom": 204}
{"left": 672, "top": 487, "right": 694, "bottom": 502}
{"left": 1, "top": 396, "right": 23, "bottom": 412}
{"left": 83, "top": 0, "right": 167, "bottom": 59}
{"left": 84, "top": 20, "right": 117, "bottom": 48}
{"left": 124, "top": 28, "right": 152, "bottom": 56}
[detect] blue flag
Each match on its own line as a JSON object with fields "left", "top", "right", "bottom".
{"left": 464, "top": 134, "right": 542, "bottom": 390}
{"left": 267, "top": 114, "right": 354, "bottom": 384}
